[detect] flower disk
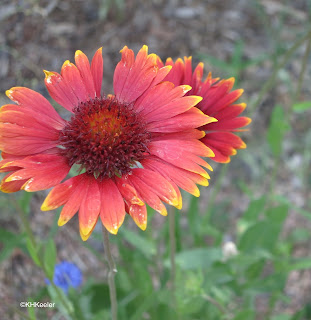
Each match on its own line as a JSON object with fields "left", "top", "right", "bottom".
{"left": 59, "top": 97, "right": 150, "bottom": 178}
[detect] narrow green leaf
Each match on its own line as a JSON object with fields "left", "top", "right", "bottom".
{"left": 233, "top": 310, "right": 255, "bottom": 320}
{"left": 243, "top": 197, "right": 267, "bottom": 221}
{"left": 44, "top": 239, "right": 57, "bottom": 279}
{"left": 0, "top": 229, "right": 24, "bottom": 262}
{"left": 120, "top": 228, "right": 156, "bottom": 259}
{"left": 26, "top": 238, "right": 41, "bottom": 267}
{"left": 27, "top": 297, "right": 37, "bottom": 320}
{"left": 292, "top": 101, "right": 311, "bottom": 113}
{"left": 267, "top": 105, "right": 290, "bottom": 157}
{"left": 47, "top": 285, "right": 74, "bottom": 317}
{"left": 287, "top": 257, "right": 311, "bottom": 271}
{"left": 166, "top": 248, "right": 222, "bottom": 270}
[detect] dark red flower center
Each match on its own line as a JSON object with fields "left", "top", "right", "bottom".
{"left": 58, "top": 97, "right": 150, "bottom": 179}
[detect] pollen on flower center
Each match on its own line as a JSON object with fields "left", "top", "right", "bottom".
{"left": 58, "top": 97, "right": 150, "bottom": 178}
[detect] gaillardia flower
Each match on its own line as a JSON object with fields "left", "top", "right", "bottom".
{"left": 157, "top": 56, "right": 251, "bottom": 163}
{"left": 0, "top": 46, "right": 217, "bottom": 240}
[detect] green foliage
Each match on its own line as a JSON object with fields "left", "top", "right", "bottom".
{"left": 292, "top": 101, "right": 311, "bottom": 113}
{"left": 267, "top": 105, "right": 290, "bottom": 157}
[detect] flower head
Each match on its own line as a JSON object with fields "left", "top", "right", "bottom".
{"left": 157, "top": 56, "right": 251, "bottom": 163}
{"left": 0, "top": 46, "right": 215, "bottom": 240}
{"left": 46, "top": 261, "right": 82, "bottom": 294}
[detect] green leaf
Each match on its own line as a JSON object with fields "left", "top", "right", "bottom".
{"left": 265, "top": 205, "right": 288, "bottom": 224}
{"left": 270, "top": 314, "right": 292, "bottom": 320}
{"left": 289, "top": 228, "right": 311, "bottom": 243}
{"left": 267, "top": 105, "right": 290, "bottom": 157}
{"left": 44, "top": 239, "right": 57, "bottom": 279}
{"left": 292, "top": 101, "right": 311, "bottom": 113}
{"left": 120, "top": 228, "right": 156, "bottom": 259}
{"left": 27, "top": 297, "right": 37, "bottom": 320}
{"left": 233, "top": 310, "right": 255, "bottom": 320}
{"left": 167, "top": 248, "right": 222, "bottom": 270}
{"left": 243, "top": 196, "right": 267, "bottom": 222}
{"left": 239, "top": 221, "right": 280, "bottom": 253}
{"left": 26, "top": 238, "right": 41, "bottom": 267}
{"left": 47, "top": 285, "right": 74, "bottom": 318}
{"left": 19, "top": 192, "right": 33, "bottom": 215}
{"left": 0, "top": 228, "right": 24, "bottom": 262}
{"left": 287, "top": 257, "right": 311, "bottom": 271}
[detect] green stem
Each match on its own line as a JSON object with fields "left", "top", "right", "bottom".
{"left": 13, "top": 197, "right": 74, "bottom": 318}
{"left": 250, "top": 29, "right": 311, "bottom": 117}
{"left": 202, "top": 294, "right": 226, "bottom": 314}
{"left": 204, "top": 164, "right": 229, "bottom": 224}
{"left": 102, "top": 227, "right": 118, "bottom": 320}
{"left": 9, "top": 306, "right": 33, "bottom": 320}
{"left": 294, "top": 32, "right": 311, "bottom": 104}
{"left": 168, "top": 205, "right": 176, "bottom": 305}
{"left": 268, "top": 155, "right": 281, "bottom": 204}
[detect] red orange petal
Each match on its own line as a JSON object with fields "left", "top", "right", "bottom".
{"left": 41, "top": 176, "right": 78, "bottom": 211}
{"left": 61, "top": 60, "right": 89, "bottom": 102}
{"left": 0, "top": 173, "right": 27, "bottom": 193}
{"left": 58, "top": 174, "right": 88, "bottom": 226}
{"left": 91, "top": 47, "right": 103, "bottom": 97}
{"left": 99, "top": 179, "right": 126, "bottom": 234}
{"left": 114, "top": 45, "right": 159, "bottom": 103}
{"left": 115, "top": 176, "right": 144, "bottom": 206}
{"left": 128, "top": 204, "right": 147, "bottom": 230}
{"left": 74, "top": 50, "right": 96, "bottom": 99}
{"left": 5, "top": 154, "right": 70, "bottom": 192}
{"left": 147, "top": 107, "right": 216, "bottom": 133}
{"left": 44, "top": 70, "right": 78, "bottom": 112}
{"left": 79, "top": 177, "right": 100, "bottom": 238}
{"left": 131, "top": 168, "right": 179, "bottom": 207}
{"left": 128, "top": 174, "right": 167, "bottom": 216}
{"left": 5, "top": 87, "right": 64, "bottom": 128}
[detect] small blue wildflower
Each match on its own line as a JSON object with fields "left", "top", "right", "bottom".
{"left": 46, "top": 261, "right": 82, "bottom": 294}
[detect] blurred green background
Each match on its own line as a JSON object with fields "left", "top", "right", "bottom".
{"left": 1, "top": 0, "right": 311, "bottom": 319}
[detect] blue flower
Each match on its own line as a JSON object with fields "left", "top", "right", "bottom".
{"left": 46, "top": 261, "right": 82, "bottom": 294}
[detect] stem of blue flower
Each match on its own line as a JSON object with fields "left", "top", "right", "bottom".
{"left": 13, "top": 196, "right": 74, "bottom": 318}
{"left": 102, "top": 227, "right": 118, "bottom": 320}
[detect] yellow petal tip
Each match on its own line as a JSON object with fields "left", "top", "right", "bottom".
{"left": 5, "top": 89, "right": 13, "bottom": 99}
{"left": 58, "top": 217, "right": 69, "bottom": 227}
{"left": 75, "top": 50, "right": 84, "bottom": 58}
{"left": 43, "top": 70, "right": 54, "bottom": 78}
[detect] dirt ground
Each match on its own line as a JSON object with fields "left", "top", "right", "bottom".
{"left": 0, "top": 0, "right": 311, "bottom": 319}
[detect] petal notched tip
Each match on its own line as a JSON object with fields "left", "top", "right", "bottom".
{"left": 194, "top": 188, "right": 200, "bottom": 197}
{"left": 5, "top": 89, "right": 14, "bottom": 99}
{"left": 141, "top": 44, "right": 148, "bottom": 53}
{"left": 41, "top": 202, "right": 53, "bottom": 211}
{"left": 175, "top": 200, "right": 182, "bottom": 210}
{"left": 43, "top": 70, "right": 55, "bottom": 78}
{"left": 107, "top": 226, "right": 119, "bottom": 235}
{"left": 120, "top": 45, "right": 129, "bottom": 53}
{"left": 74, "top": 49, "right": 85, "bottom": 58}
{"left": 180, "top": 85, "right": 192, "bottom": 95}
{"left": 58, "top": 216, "right": 70, "bottom": 227}
{"left": 136, "top": 219, "right": 147, "bottom": 231}
{"left": 159, "top": 206, "right": 168, "bottom": 216}
{"left": 80, "top": 227, "right": 94, "bottom": 241}
{"left": 62, "top": 60, "right": 71, "bottom": 69}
